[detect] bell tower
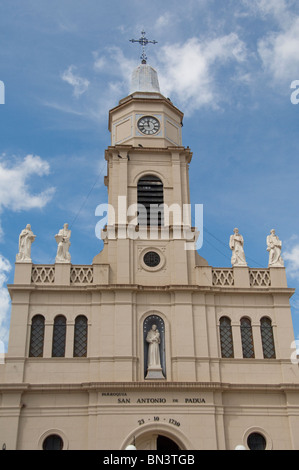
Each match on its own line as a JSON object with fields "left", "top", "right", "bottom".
{"left": 94, "top": 34, "right": 202, "bottom": 286}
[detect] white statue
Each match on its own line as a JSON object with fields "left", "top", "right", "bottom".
{"left": 267, "top": 229, "right": 284, "bottom": 267}
{"left": 146, "top": 324, "right": 162, "bottom": 370}
{"left": 55, "top": 223, "right": 71, "bottom": 263}
{"left": 229, "top": 228, "right": 247, "bottom": 267}
{"left": 16, "top": 224, "right": 36, "bottom": 262}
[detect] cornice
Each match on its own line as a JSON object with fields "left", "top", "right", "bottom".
{"left": 1, "top": 381, "right": 299, "bottom": 393}
{"left": 7, "top": 283, "right": 295, "bottom": 297}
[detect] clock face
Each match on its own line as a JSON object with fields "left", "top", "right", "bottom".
{"left": 137, "top": 116, "right": 160, "bottom": 135}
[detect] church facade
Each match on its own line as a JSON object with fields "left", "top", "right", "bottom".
{"left": 1, "top": 57, "right": 299, "bottom": 451}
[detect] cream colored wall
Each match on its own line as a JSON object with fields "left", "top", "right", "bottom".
{"left": 3, "top": 265, "right": 299, "bottom": 450}
{"left": 1, "top": 384, "right": 299, "bottom": 449}
{"left": 4, "top": 272, "right": 299, "bottom": 386}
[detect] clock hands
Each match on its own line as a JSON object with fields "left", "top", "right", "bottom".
{"left": 145, "top": 118, "right": 153, "bottom": 131}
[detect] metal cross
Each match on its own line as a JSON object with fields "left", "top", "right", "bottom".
{"left": 129, "top": 30, "right": 157, "bottom": 64}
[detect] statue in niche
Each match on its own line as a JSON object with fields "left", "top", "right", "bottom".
{"left": 144, "top": 316, "right": 165, "bottom": 380}
{"left": 16, "top": 224, "right": 36, "bottom": 263}
{"left": 229, "top": 228, "right": 247, "bottom": 267}
{"left": 267, "top": 229, "right": 284, "bottom": 267}
{"left": 55, "top": 223, "right": 71, "bottom": 263}
{"left": 146, "top": 324, "right": 162, "bottom": 369}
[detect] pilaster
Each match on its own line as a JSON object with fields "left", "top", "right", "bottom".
{"left": 0, "top": 391, "right": 23, "bottom": 450}
{"left": 93, "top": 264, "right": 109, "bottom": 284}
{"left": 14, "top": 262, "right": 32, "bottom": 285}
{"left": 233, "top": 266, "right": 250, "bottom": 288}
{"left": 231, "top": 321, "right": 243, "bottom": 358}
{"left": 54, "top": 262, "right": 71, "bottom": 285}
{"left": 269, "top": 267, "right": 288, "bottom": 287}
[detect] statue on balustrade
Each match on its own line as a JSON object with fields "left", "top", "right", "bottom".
{"left": 16, "top": 224, "right": 36, "bottom": 263}
{"left": 55, "top": 223, "right": 71, "bottom": 263}
{"left": 229, "top": 228, "right": 247, "bottom": 267}
{"left": 267, "top": 229, "right": 284, "bottom": 267}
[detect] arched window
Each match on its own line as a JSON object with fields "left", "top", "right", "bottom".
{"left": 29, "top": 315, "right": 45, "bottom": 357}
{"left": 260, "top": 317, "right": 276, "bottom": 359}
{"left": 137, "top": 175, "right": 164, "bottom": 226}
{"left": 42, "top": 434, "right": 64, "bottom": 450}
{"left": 73, "top": 315, "right": 88, "bottom": 357}
{"left": 240, "top": 317, "right": 255, "bottom": 358}
{"left": 247, "top": 432, "right": 266, "bottom": 450}
{"left": 219, "top": 316, "right": 234, "bottom": 358}
{"left": 52, "top": 315, "right": 66, "bottom": 357}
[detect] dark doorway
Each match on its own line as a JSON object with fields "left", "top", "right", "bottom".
{"left": 156, "top": 435, "right": 180, "bottom": 451}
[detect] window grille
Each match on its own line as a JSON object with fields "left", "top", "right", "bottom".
{"left": 240, "top": 317, "right": 255, "bottom": 358}
{"left": 29, "top": 315, "right": 45, "bottom": 357}
{"left": 137, "top": 175, "right": 163, "bottom": 226}
{"left": 219, "top": 316, "right": 234, "bottom": 358}
{"left": 73, "top": 315, "right": 88, "bottom": 357}
{"left": 52, "top": 315, "right": 66, "bottom": 357}
{"left": 260, "top": 317, "right": 276, "bottom": 359}
{"left": 143, "top": 251, "right": 161, "bottom": 268}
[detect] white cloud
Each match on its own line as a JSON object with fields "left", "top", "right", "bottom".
{"left": 90, "top": 47, "right": 137, "bottom": 119}
{"left": 155, "top": 13, "right": 174, "bottom": 30}
{"left": 42, "top": 100, "right": 87, "bottom": 117}
{"left": 258, "top": 17, "right": 299, "bottom": 83}
{"left": 246, "top": 0, "right": 299, "bottom": 83}
{"left": 93, "top": 56, "right": 106, "bottom": 70}
{"left": 157, "top": 34, "right": 247, "bottom": 112}
{"left": 0, "top": 154, "right": 55, "bottom": 212}
{"left": 62, "top": 65, "right": 90, "bottom": 97}
{"left": 0, "top": 154, "right": 55, "bottom": 239}
{"left": 284, "top": 243, "right": 299, "bottom": 279}
{"left": 0, "top": 254, "right": 11, "bottom": 347}
{"left": 94, "top": 47, "right": 136, "bottom": 86}
{"left": 246, "top": 0, "right": 290, "bottom": 20}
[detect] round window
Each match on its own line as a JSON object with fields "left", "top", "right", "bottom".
{"left": 143, "top": 251, "right": 161, "bottom": 268}
{"left": 247, "top": 432, "right": 266, "bottom": 450}
{"left": 42, "top": 434, "right": 64, "bottom": 450}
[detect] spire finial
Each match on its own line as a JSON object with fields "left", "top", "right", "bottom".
{"left": 129, "top": 30, "right": 157, "bottom": 64}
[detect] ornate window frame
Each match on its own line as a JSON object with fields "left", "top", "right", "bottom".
{"left": 139, "top": 247, "right": 166, "bottom": 272}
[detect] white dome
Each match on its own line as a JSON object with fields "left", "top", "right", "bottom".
{"left": 130, "top": 63, "right": 160, "bottom": 94}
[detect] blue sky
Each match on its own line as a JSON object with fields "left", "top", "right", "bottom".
{"left": 0, "top": 0, "right": 299, "bottom": 350}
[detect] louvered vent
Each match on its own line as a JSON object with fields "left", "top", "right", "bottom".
{"left": 137, "top": 175, "right": 163, "bottom": 226}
